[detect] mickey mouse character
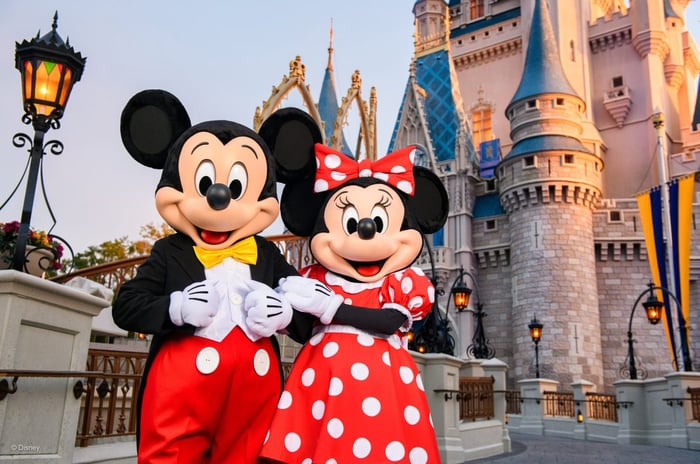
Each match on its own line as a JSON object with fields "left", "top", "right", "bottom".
{"left": 113, "top": 90, "right": 317, "bottom": 463}
{"left": 260, "top": 140, "right": 449, "bottom": 463}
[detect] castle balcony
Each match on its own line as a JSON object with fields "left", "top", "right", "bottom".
{"left": 603, "top": 85, "right": 632, "bottom": 128}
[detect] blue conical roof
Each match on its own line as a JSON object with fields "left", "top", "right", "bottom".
{"left": 508, "top": 0, "right": 578, "bottom": 107}
{"left": 317, "top": 35, "right": 353, "bottom": 157}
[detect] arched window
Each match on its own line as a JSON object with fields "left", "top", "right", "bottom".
{"left": 471, "top": 106, "right": 493, "bottom": 148}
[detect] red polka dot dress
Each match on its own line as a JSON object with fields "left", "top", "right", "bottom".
{"left": 260, "top": 265, "right": 440, "bottom": 463}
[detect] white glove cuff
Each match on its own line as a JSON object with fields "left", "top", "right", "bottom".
{"left": 169, "top": 291, "right": 185, "bottom": 326}
{"left": 319, "top": 294, "right": 344, "bottom": 325}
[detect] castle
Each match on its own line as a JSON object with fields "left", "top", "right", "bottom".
{"left": 386, "top": 0, "right": 700, "bottom": 389}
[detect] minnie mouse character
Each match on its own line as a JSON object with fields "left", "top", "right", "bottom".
{"left": 260, "top": 139, "right": 449, "bottom": 463}
{"left": 113, "top": 90, "right": 317, "bottom": 463}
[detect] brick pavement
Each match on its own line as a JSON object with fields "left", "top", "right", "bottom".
{"left": 465, "top": 432, "right": 700, "bottom": 463}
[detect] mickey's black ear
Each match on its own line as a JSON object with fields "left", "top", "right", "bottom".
{"left": 120, "top": 89, "right": 191, "bottom": 169}
{"left": 258, "top": 107, "right": 322, "bottom": 183}
{"left": 280, "top": 178, "right": 327, "bottom": 237}
{"left": 409, "top": 167, "right": 449, "bottom": 234}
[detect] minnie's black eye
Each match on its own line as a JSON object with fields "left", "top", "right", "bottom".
{"left": 342, "top": 207, "right": 359, "bottom": 235}
{"left": 195, "top": 161, "right": 215, "bottom": 196}
{"left": 370, "top": 206, "right": 388, "bottom": 234}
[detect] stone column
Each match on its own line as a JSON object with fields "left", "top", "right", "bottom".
{"left": 664, "top": 372, "right": 700, "bottom": 448}
{"left": 518, "top": 378, "right": 559, "bottom": 435}
{"left": 0, "top": 270, "right": 107, "bottom": 463}
{"left": 482, "top": 358, "right": 511, "bottom": 452}
{"left": 571, "top": 379, "right": 595, "bottom": 440}
{"left": 614, "top": 379, "right": 648, "bottom": 445}
{"left": 413, "top": 352, "right": 465, "bottom": 464}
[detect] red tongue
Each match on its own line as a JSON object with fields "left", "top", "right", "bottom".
{"left": 200, "top": 230, "right": 229, "bottom": 245}
{"left": 357, "top": 264, "right": 380, "bottom": 277}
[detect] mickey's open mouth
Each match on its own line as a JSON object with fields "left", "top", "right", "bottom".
{"left": 347, "top": 258, "right": 387, "bottom": 277}
{"left": 198, "top": 229, "right": 232, "bottom": 245}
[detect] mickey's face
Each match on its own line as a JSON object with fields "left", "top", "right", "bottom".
{"left": 310, "top": 183, "right": 423, "bottom": 282}
{"left": 155, "top": 131, "right": 278, "bottom": 249}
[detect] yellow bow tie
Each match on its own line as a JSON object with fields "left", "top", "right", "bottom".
{"left": 193, "top": 236, "right": 258, "bottom": 268}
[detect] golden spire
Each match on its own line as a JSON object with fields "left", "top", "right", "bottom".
{"left": 327, "top": 18, "right": 334, "bottom": 71}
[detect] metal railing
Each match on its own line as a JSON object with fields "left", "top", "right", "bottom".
{"left": 543, "top": 391, "right": 575, "bottom": 417}
{"left": 586, "top": 392, "right": 618, "bottom": 422}
{"left": 458, "top": 376, "right": 494, "bottom": 421}
{"left": 504, "top": 389, "right": 521, "bottom": 415}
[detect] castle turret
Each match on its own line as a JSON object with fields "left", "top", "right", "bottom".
{"left": 499, "top": 0, "right": 604, "bottom": 385}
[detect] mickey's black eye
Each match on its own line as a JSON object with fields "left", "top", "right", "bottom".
{"left": 342, "top": 206, "right": 359, "bottom": 235}
{"left": 195, "top": 161, "right": 215, "bottom": 196}
{"left": 228, "top": 162, "right": 248, "bottom": 200}
{"left": 370, "top": 205, "right": 388, "bottom": 234}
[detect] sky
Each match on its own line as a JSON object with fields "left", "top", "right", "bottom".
{"left": 0, "top": 1, "right": 699, "bottom": 259}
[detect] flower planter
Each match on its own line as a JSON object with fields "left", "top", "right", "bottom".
{"left": 0, "top": 246, "right": 55, "bottom": 277}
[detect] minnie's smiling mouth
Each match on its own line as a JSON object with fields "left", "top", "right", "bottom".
{"left": 346, "top": 258, "right": 388, "bottom": 277}
{"left": 198, "top": 229, "right": 232, "bottom": 245}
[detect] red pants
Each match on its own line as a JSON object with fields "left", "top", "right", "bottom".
{"left": 139, "top": 327, "right": 281, "bottom": 463}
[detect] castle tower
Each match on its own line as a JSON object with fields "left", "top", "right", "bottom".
{"left": 498, "top": 0, "right": 604, "bottom": 385}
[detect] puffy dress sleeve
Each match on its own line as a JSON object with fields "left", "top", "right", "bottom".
{"left": 381, "top": 267, "right": 435, "bottom": 329}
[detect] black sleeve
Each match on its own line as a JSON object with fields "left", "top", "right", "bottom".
{"left": 333, "top": 304, "right": 408, "bottom": 335}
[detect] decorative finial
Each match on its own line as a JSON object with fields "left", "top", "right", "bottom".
{"left": 327, "top": 18, "right": 334, "bottom": 71}
{"left": 52, "top": 11, "right": 58, "bottom": 32}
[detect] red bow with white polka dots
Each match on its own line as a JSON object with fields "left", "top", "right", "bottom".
{"left": 313, "top": 143, "right": 416, "bottom": 195}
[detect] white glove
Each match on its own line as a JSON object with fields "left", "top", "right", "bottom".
{"left": 244, "top": 280, "right": 293, "bottom": 338}
{"left": 278, "top": 276, "right": 343, "bottom": 324}
{"left": 169, "top": 280, "right": 220, "bottom": 328}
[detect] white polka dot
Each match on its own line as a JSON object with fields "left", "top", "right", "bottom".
{"left": 359, "top": 168, "right": 372, "bottom": 177}
{"left": 414, "top": 268, "right": 425, "bottom": 276}
{"left": 278, "top": 391, "right": 292, "bottom": 409}
{"left": 382, "top": 351, "right": 391, "bottom": 366}
{"left": 309, "top": 332, "right": 324, "bottom": 346}
{"left": 323, "top": 341, "right": 339, "bottom": 358}
{"left": 353, "top": 437, "right": 372, "bottom": 458}
{"left": 324, "top": 154, "right": 341, "bottom": 168}
{"left": 408, "top": 148, "right": 416, "bottom": 163}
{"left": 301, "top": 368, "right": 315, "bottom": 387}
{"left": 357, "top": 333, "right": 375, "bottom": 346}
{"left": 312, "top": 400, "right": 325, "bottom": 420}
{"left": 327, "top": 418, "right": 344, "bottom": 438}
{"left": 401, "top": 277, "right": 413, "bottom": 293}
{"left": 388, "top": 286, "right": 395, "bottom": 301}
{"left": 351, "top": 363, "right": 370, "bottom": 381}
{"left": 325, "top": 460, "right": 338, "bottom": 464}
{"left": 409, "top": 296, "right": 424, "bottom": 309}
{"left": 400, "top": 366, "right": 414, "bottom": 384}
{"left": 417, "top": 373, "right": 425, "bottom": 391}
{"left": 409, "top": 447, "right": 428, "bottom": 464}
{"left": 302, "top": 459, "right": 312, "bottom": 464}
{"left": 404, "top": 405, "right": 420, "bottom": 425}
{"left": 374, "top": 172, "right": 390, "bottom": 182}
{"left": 397, "top": 180, "right": 413, "bottom": 194}
{"left": 391, "top": 165, "right": 407, "bottom": 173}
{"left": 331, "top": 171, "right": 347, "bottom": 181}
{"left": 344, "top": 297, "right": 353, "bottom": 304}
{"left": 264, "top": 430, "right": 270, "bottom": 444}
{"left": 395, "top": 270, "right": 404, "bottom": 280}
{"left": 314, "top": 179, "right": 329, "bottom": 192}
{"left": 315, "top": 156, "right": 321, "bottom": 168}
{"left": 284, "top": 432, "right": 301, "bottom": 452}
{"left": 362, "top": 397, "right": 381, "bottom": 416}
{"left": 386, "top": 441, "right": 406, "bottom": 461}
{"left": 329, "top": 377, "right": 343, "bottom": 396}
{"left": 428, "top": 286, "right": 435, "bottom": 303}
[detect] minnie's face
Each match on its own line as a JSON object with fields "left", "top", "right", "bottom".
{"left": 310, "top": 183, "right": 423, "bottom": 282}
{"left": 155, "top": 131, "right": 278, "bottom": 249}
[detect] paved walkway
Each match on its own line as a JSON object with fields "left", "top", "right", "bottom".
{"left": 466, "top": 432, "right": 700, "bottom": 463}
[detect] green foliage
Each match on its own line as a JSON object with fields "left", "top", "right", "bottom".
{"left": 65, "top": 222, "right": 174, "bottom": 271}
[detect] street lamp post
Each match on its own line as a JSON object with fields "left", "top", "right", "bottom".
{"left": 528, "top": 314, "right": 543, "bottom": 378}
{"left": 9, "top": 12, "right": 85, "bottom": 272}
{"left": 623, "top": 282, "right": 667, "bottom": 380}
{"left": 451, "top": 266, "right": 495, "bottom": 359}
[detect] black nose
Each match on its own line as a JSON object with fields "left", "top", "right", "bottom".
{"left": 357, "top": 218, "right": 376, "bottom": 240}
{"left": 207, "top": 183, "right": 231, "bottom": 210}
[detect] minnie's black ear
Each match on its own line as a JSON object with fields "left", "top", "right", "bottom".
{"left": 280, "top": 178, "right": 328, "bottom": 237}
{"left": 120, "top": 89, "right": 191, "bottom": 169}
{"left": 258, "top": 107, "right": 322, "bottom": 183}
{"left": 409, "top": 167, "right": 449, "bottom": 234}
